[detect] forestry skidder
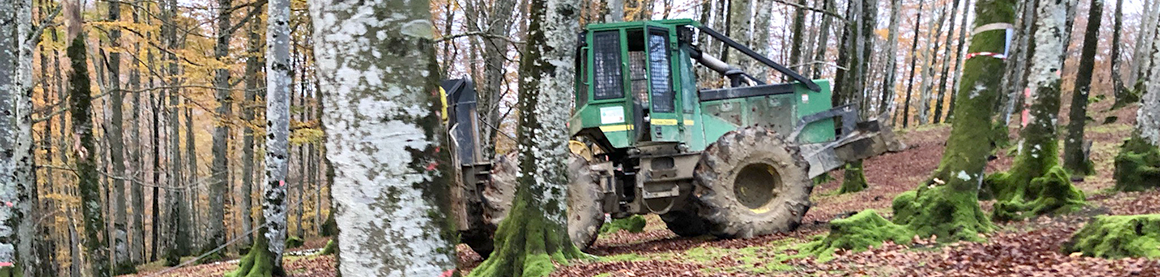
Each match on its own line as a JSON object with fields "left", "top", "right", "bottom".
{"left": 442, "top": 19, "right": 903, "bottom": 256}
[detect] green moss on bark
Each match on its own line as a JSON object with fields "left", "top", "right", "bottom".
{"left": 600, "top": 215, "right": 646, "bottom": 234}
{"left": 467, "top": 192, "right": 586, "bottom": 277}
{"left": 319, "top": 239, "right": 337, "bottom": 255}
{"left": 893, "top": 184, "right": 994, "bottom": 242}
{"left": 0, "top": 265, "right": 22, "bottom": 277}
{"left": 991, "top": 166, "right": 1086, "bottom": 221}
{"left": 1113, "top": 133, "right": 1160, "bottom": 192}
{"left": 1063, "top": 215, "right": 1160, "bottom": 259}
{"left": 228, "top": 226, "right": 285, "bottom": 277}
{"left": 838, "top": 160, "right": 868, "bottom": 194}
{"left": 799, "top": 210, "right": 911, "bottom": 261}
{"left": 286, "top": 236, "right": 304, "bottom": 249}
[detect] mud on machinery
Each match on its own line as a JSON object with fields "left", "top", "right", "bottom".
{"left": 441, "top": 19, "right": 904, "bottom": 256}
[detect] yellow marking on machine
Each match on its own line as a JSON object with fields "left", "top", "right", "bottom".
{"left": 599, "top": 124, "right": 634, "bottom": 132}
{"left": 652, "top": 118, "right": 679, "bottom": 125}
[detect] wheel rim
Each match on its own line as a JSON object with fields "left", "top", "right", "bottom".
{"left": 733, "top": 163, "right": 780, "bottom": 212}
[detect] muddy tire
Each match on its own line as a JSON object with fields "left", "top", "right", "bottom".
{"left": 566, "top": 154, "right": 606, "bottom": 250}
{"left": 660, "top": 210, "right": 708, "bottom": 237}
{"left": 693, "top": 127, "right": 812, "bottom": 238}
{"left": 465, "top": 153, "right": 605, "bottom": 257}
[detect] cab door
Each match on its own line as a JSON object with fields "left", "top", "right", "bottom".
{"left": 644, "top": 23, "right": 680, "bottom": 142}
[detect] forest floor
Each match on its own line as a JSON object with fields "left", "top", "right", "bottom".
{"left": 129, "top": 100, "right": 1160, "bottom": 277}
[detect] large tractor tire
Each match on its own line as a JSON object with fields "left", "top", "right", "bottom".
{"left": 693, "top": 127, "right": 812, "bottom": 238}
{"left": 660, "top": 210, "right": 708, "bottom": 237}
{"left": 463, "top": 153, "right": 605, "bottom": 257}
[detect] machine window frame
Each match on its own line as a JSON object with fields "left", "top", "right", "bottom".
{"left": 592, "top": 31, "right": 625, "bottom": 101}
{"left": 646, "top": 27, "right": 675, "bottom": 113}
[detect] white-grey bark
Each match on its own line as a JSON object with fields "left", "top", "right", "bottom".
{"left": 879, "top": 0, "right": 901, "bottom": 114}
{"left": 309, "top": 0, "right": 458, "bottom": 275}
{"left": 104, "top": 0, "right": 130, "bottom": 270}
{"left": 207, "top": 0, "right": 234, "bottom": 252}
{"left": 263, "top": 0, "right": 291, "bottom": 268}
{"left": 1140, "top": 13, "right": 1160, "bottom": 145}
{"left": 607, "top": 0, "right": 624, "bottom": 22}
{"left": 1, "top": 0, "right": 35, "bottom": 275}
{"left": 1028, "top": 0, "right": 1068, "bottom": 99}
{"left": 918, "top": 3, "right": 949, "bottom": 124}
{"left": 1131, "top": 0, "right": 1160, "bottom": 86}
{"left": 749, "top": 0, "right": 772, "bottom": 79}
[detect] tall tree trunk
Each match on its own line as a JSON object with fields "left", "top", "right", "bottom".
{"left": 788, "top": 0, "right": 807, "bottom": 72}
{"left": 724, "top": 0, "right": 751, "bottom": 64}
{"left": 1110, "top": 0, "right": 1126, "bottom": 105}
{"left": 900, "top": 0, "right": 926, "bottom": 127}
{"left": 945, "top": 0, "right": 974, "bottom": 122}
{"left": 67, "top": 23, "right": 112, "bottom": 277}
{"left": 879, "top": 0, "right": 902, "bottom": 115}
{"left": 999, "top": 0, "right": 1037, "bottom": 126}
{"left": 206, "top": 0, "right": 234, "bottom": 258}
{"left": 230, "top": 0, "right": 291, "bottom": 274}
{"left": 892, "top": 0, "right": 1013, "bottom": 243}
{"left": 1, "top": 0, "right": 37, "bottom": 275}
{"left": 468, "top": 0, "right": 585, "bottom": 275}
{"left": 987, "top": 0, "right": 1086, "bottom": 222}
{"left": 184, "top": 97, "right": 198, "bottom": 250}
{"left": 933, "top": 0, "right": 965, "bottom": 123}
{"left": 307, "top": 0, "right": 461, "bottom": 274}
{"left": 471, "top": 0, "right": 518, "bottom": 158}
{"left": 749, "top": 0, "right": 772, "bottom": 79}
{"left": 1129, "top": 0, "right": 1159, "bottom": 90}
{"left": 149, "top": 88, "right": 161, "bottom": 262}
{"left": 239, "top": 13, "right": 262, "bottom": 250}
{"left": 918, "top": 3, "right": 949, "bottom": 125}
{"left": 162, "top": 0, "right": 191, "bottom": 264}
{"left": 1063, "top": 0, "right": 1102, "bottom": 175}
{"left": 128, "top": 1, "right": 146, "bottom": 265}
{"left": 103, "top": 0, "right": 133, "bottom": 273}
{"left": 811, "top": 0, "right": 835, "bottom": 79}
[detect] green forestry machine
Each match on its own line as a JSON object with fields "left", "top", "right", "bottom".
{"left": 441, "top": 19, "right": 903, "bottom": 256}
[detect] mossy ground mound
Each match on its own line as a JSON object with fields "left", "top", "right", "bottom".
{"left": 799, "top": 210, "right": 912, "bottom": 261}
{"left": 990, "top": 166, "right": 1086, "bottom": 221}
{"left": 600, "top": 215, "right": 646, "bottom": 234}
{"left": 285, "top": 236, "right": 304, "bottom": 249}
{"left": 1064, "top": 214, "right": 1160, "bottom": 259}
{"left": 1113, "top": 134, "right": 1160, "bottom": 192}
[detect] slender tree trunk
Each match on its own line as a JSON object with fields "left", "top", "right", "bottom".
{"left": 184, "top": 97, "right": 198, "bottom": 250}
{"left": 308, "top": 0, "right": 461, "bottom": 274}
{"left": 103, "top": 0, "right": 133, "bottom": 272}
{"left": 879, "top": 0, "right": 901, "bottom": 115}
{"left": 918, "top": 3, "right": 949, "bottom": 125}
{"left": 1110, "top": 0, "right": 1126, "bottom": 105}
{"left": 900, "top": 0, "right": 926, "bottom": 127}
{"left": 162, "top": 0, "right": 191, "bottom": 264}
{"left": 811, "top": 0, "right": 835, "bottom": 79}
{"left": 788, "top": 0, "right": 807, "bottom": 72}
{"left": 128, "top": 1, "right": 146, "bottom": 265}
{"left": 206, "top": 0, "right": 234, "bottom": 257}
{"left": 1129, "top": 0, "right": 1159, "bottom": 89}
{"left": 239, "top": 14, "right": 262, "bottom": 250}
{"left": 749, "top": 0, "right": 773, "bottom": 79}
{"left": 1063, "top": 0, "right": 1102, "bottom": 175}
{"left": 933, "top": 0, "right": 965, "bottom": 123}
{"left": 149, "top": 88, "right": 161, "bottom": 262}
{"left": 946, "top": 0, "right": 974, "bottom": 122}
{"left": 999, "top": 0, "right": 1036, "bottom": 126}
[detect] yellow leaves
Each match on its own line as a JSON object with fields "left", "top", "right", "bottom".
{"left": 290, "top": 128, "right": 324, "bottom": 146}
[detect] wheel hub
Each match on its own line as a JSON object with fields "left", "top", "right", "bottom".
{"left": 733, "top": 163, "right": 779, "bottom": 211}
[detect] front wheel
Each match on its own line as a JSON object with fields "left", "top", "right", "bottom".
{"left": 693, "top": 127, "right": 813, "bottom": 238}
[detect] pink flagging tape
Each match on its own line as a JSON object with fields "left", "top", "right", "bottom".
{"left": 965, "top": 52, "right": 1007, "bottom": 60}
{"left": 0, "top": 262, "right": 13, "bottom": 267}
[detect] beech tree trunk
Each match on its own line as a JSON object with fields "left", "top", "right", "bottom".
{"left": 918, "top": 3, "right": 949, "bottom": 125}
{"left": 933, "top": 0, "right": 965, "bottom": 123}
{"left": 207, "top": 0, "right": 234, "bottom": 257}
{"left": 879, "top": 0, "right": 901, "bottom": 115}
{"left": 104, "top": 0, "right": 133, "bottom": 272}
{"left": 468, "top": 0, "right": 586, "bottom": 275}
{"left": 892, "top": 0, "right": 1014, "bottom": 242}
{"left": 307, "top": 0, "right": 460, "bottom": 274}
{"left": 1110, "top": 0, "right": 1126, "bottom": 105}
{"left": 230, "top": 0, "right": 291, "bottom": 274}
{"left": 67, "top": 27, "right": 111, "bottom": 277}
{"left": 239, "top": 10, "right": 263, "bottom": 251}
{"left": 945, "top": 0, "right": 974, "bottom": 122}
{"left": 162, "top": 0, "right": 191, "bottom": 265}
{"left": 1, "top": 0, "right": 36, "bottom": 275}
{"left": 1063, "top": 0, "right": 1102, "bottom": 175}
{"left": 899, "top": 0, "right": 925, "bottom": 127}
{"left": 986, "top": 0, "right": 1086, "bottom": 222}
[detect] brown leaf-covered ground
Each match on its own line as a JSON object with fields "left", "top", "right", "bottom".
{"left": 132, "top": 103, "right": 1160, "bottom": 277}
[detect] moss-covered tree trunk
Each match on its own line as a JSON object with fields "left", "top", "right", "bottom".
{"left": 308, "top": 0, "right": 459, "bottom": 275}
{"left": 892, "top": 0, "right": 1015, "bottom": 242}
{"left": 987, "top": 0, "right": 1086, "bottom": 222}
{"left": 68, "top": 36, "right": 110, "bottom": 277}
{"left": 1064, "top": 215, "right": 1160, "bottom": 258}
{"left": 469, "top": 0, "right": 585, "bottom": 275}
{"left": 1110, "top": 0, "right": 1128, "bottom": 106}
{"left": 1062, "top": 0, "right": 1102, "bottom": 176}
{"left": 835, "top": 0, "right": 875, "bottom": 194}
